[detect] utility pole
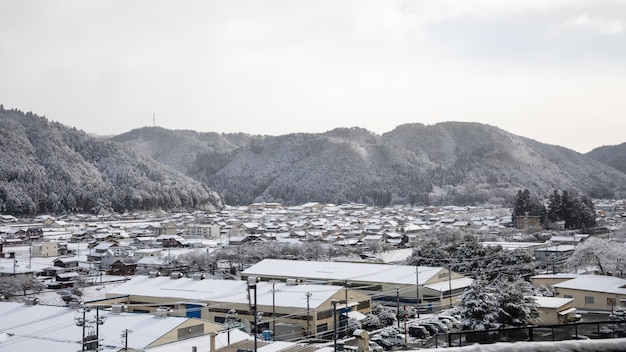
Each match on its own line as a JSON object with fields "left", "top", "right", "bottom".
{"left": 248, "top": 277, "right": 258, "bottom": 352}
{"left": 81, "top": 309, "right": 86, "bottom": 351}
{"left": 306, "top": 292, "right": 312, "bottom": 338}
{"left": 96, "top": 306, "right": 100, "bottom": 351}
{"left": 226, "top": 309, "right": 237, "bottom": 345}
{"left": 332, "top": 300, "right": 338, "bottom": 352}
{"left": 396, "top": 288, "right": 400, "bottom": 328}
{"left": 415, "top": 266, "right": 420, "bottom": 318}
{"left": 121, "top": 329, "right": 132, "bottom": 351}
{"left": 332, "top": 299, "right": 347, "bottom": 352}
{"left": 448, "top": 265, "right": 453, "bottom": 309}
{"left": 271, "top": 280, "right": 277, "bottom": 335}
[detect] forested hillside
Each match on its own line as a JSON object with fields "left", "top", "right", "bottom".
{"left": 0, "top": 107, "right": 223, "bottom": 215}
{"left": 586, "top": 143, "right": 626, "bottom": 174}
{"left": 113, "top": 123, "right": 626, "bottom": 206}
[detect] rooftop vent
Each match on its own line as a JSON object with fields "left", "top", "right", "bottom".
{"left": 24, "top": 297, "right": 39, "bottom": 306}
{"left": 170, "top": 271, "right": 183, "bottom": 279}
{"left": 154, "top": 306, "right": 172, "bottom": 318}
{"left": 68, "top": 300, "right": 81, "bottom": 310}
{"left": 111, "top": 304, "right": 127, "bottom": 315}
{"left": 192, "top": 273, "right": 205, "bottom": 281}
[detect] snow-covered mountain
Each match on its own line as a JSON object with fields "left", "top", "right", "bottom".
{"left": 586, "top": 143, "right": 626, "bottom": 174}
{"left": 112, "top": 122, "right": 626, "bottom": 206}
{"left": 0, "top": 107, "right": 223, "bottom": 215}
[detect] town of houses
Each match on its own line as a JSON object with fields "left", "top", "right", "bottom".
{"left": 1, "top": 200, "right": 626, "bottom": 351}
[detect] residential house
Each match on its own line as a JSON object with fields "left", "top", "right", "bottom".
{"left": 50, "top": 220, "right": 71, "bottom": 229}
{"left": 31, "top": 241, "right": 59, "bottom": 258}
{"left": 100, "top": 246, "right": 134, "bottom": 270}
{"left": 532, "top": 296, "right": 579, "bottom": 325}
{"left": 156, "top": 234, "right": 188, "bottom": 248}
{"left": 531, "top": 274, "right": 626, "bottom": 312}
{"left": 110, "top": 259, "right": 137, "bottom": 276}
{"left": 187, "top": 224, "right": 221, "bottom": 238}
{"left": 53, "top": 257, "right": 80, "bottom": 269}
{"left": 134, "top": 248, "right": 163, "bottom": 261}
{"left": 0, "top": 215, "right": 18, "bottom": 223}
{"left": 514, "top": 215, "right": 542, "bottom": 229}
{"left": 51, "top": 271, "right": 81, "bottom": 288}
{"left": 360, "top": 234, "right": 384, "bottom": 246}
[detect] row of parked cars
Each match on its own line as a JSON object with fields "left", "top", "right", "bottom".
{"left": 364, "top": 314, "right": 462, "bottom": 351}
{"left": 408, "top": 314, "right": 461, "bottom": 340}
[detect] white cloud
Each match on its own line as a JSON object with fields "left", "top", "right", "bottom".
{"left": 564, "top": 14, "right": 624, "bottom": 34}
{"left": 2, "top": 0, "right": 626, "bottom": 153}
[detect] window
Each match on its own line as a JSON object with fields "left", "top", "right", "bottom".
{"left": 585, "top": 296, "right": 595, "bottom": 305}
{"left": 564, "top": 295, "right": 573, "bottom": 299}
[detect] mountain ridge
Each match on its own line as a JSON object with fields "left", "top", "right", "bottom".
{"left": 112, "top": 122, "right": 626, "bottom": 206}
{"left": 3, "top": 103, "right": 625, "bottom": 213}
{"left": 0, "top": 107, "right": 223, "bottom": 215}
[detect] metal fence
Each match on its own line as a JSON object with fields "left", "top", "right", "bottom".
{"left": 447, "top": 320, "right": 626, "bottom": 347}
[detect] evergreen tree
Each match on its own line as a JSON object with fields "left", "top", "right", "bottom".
{"left": 457, "top": 279, "right": 500, "bottom": 331}
{"left": 495, "top": 279, "right": 539, "bottom": 327}
{"left": 511, "top": 189, "right": 546, "bottom": 226}
{"left": 546, "top": 190, "right": 596, "bottom": 230}
{"left": 546, "top": 190, "right": 561, "bottom": 223}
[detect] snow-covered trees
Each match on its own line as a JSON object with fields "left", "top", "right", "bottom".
{"left": 496, "top": 280, "right": 539, "bottom": 327}
{"left": 567, "top": 237, "right": 626, "bottom": 276}
{"left": 457, "top": 277, "right": 539, "bottom": 332}
{"left": 0, "top": 109, "right": 223, "bottom": 215}
{"left": 0, "top": 275, "right": 45, "bottom": 298}
{"left": 408, "top": 236, "right": 535, "bottom": 280}
{"left": 512, "top": 189, "right": 546, "bottom": 227}
{"left": 546, "top": 190, "right": 596, "bottom": 230}
{"left": 457, "top": 279, "right": 500, "bottom": 331}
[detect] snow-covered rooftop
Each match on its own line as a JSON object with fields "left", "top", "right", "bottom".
{"left": 0, "top": 301, "right": 219, "bottom": 352}
{"left": 242, "top": 259, "right": 444, "bottom": 285}
{"left": 552, "top": 275, "right": 626, "bottom": 295}
{"left": 107, "top": 275, "right": 343, "bottom": 309}
{"left": 533, "top": 296, "right": 573, "bottom": 309}
{"left": 424, "top": 277, "right": 474, "bottom": 292}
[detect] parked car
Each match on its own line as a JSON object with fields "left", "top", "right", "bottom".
{"left": 438, "top": 315, "right": 460, "bottom": 329}
{"left": 419, "top": 322, "right": 438, "bottom": 336}
{"left": 437, "top": 317, "right": 454, "bottom": 330}
{"left": 370, "top": 337, "right": 394, "bottom": 351}
{"left": 369, "top": 341, "right": 384, "bottom": 352}
{"left": 386, "top": 334, "right": 406, "bottom": 347}
{"left": 408, "top": 325, "right": 430, "bottom": 339}
{"left": 429, "top": 320, "right": 448, "bottom": 333}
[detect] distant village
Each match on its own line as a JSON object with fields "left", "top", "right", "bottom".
{"left": 1, "top": 200, "right": 626, "bottom": 351}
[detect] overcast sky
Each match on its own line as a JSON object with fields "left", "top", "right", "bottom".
{"left": 1, "top": 0, "right": 625, "bottom": 153}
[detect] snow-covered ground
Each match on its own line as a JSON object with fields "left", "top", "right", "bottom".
{"left": 27, "top": 283, "right": 117, "bottom": 306}
{"left": 375, "top": 248, "right": 412, "bottom": 263}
